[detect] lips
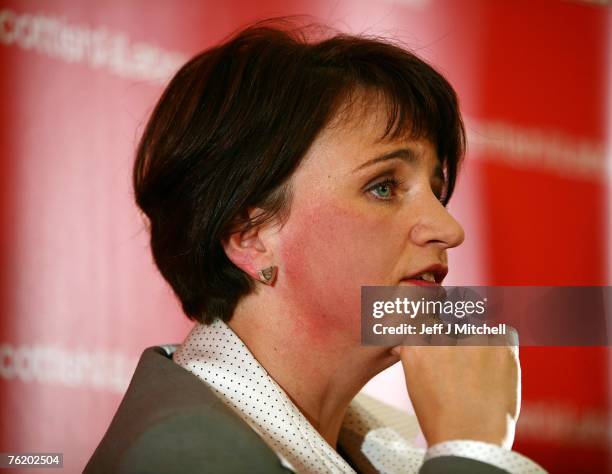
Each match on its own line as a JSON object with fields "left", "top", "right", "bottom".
{"left": 399, "top": 278, "right": 439, "bottom": 287}
{"left": 400, "top": 264, "right": 448, "bottom": 286}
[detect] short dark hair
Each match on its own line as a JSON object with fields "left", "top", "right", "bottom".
{"left": 133, "top": 20, "right": 465, "bottom": 324}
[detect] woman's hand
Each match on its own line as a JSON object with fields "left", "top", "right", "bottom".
{"left": 392, "top": 336, "right": 521, "bottom": 449}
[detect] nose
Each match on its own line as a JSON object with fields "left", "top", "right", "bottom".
{"left": 409, "top": 191, "right": 465, "bottom": 249}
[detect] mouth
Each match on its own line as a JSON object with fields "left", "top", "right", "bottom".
{"left": 399, "top": 264, "right": 447, "bottom": 286}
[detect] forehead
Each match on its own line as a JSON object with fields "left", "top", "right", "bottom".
{"left": 301, "top": 92, "right": 439, "bottom": 174}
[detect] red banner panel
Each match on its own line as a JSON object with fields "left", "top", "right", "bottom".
{"left": 1, "top": 1, "right": 608, "bottom": 472}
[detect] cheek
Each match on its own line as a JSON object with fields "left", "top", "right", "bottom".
{"left": 278, "top": 201, "right": 402, "bottom": 342}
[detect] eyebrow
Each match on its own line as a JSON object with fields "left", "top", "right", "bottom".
{"left": 352, "top": 148, "right": 417, "bottom": 172}
{"left": 352, "top": 147, "right": 444, "bottom": 182}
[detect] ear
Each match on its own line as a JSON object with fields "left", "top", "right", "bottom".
{"left": 221, "top": 208, "right": 275, "bottom": 281}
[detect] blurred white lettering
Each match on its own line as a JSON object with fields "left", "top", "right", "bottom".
{"left": 0, "top": 8, "right": 186, "bottom": 84}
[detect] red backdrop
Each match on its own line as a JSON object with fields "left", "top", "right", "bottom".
{"left": 0, "top": 1, "right": 609, "bottom": 472}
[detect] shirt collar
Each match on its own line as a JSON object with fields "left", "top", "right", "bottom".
{"left": 173, "top": 319, "right": 424, "bottom": 473}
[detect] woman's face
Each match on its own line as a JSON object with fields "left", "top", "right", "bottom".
{"left": 272, "top": 100, "right": 465, "bottom": 345}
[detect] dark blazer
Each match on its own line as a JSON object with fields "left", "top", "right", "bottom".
{"left": 84, "top": 346, "right": 509, "bottom": 474}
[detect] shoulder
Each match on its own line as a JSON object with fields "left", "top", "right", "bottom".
{"left": 115, "top": 410, "right": 290, "bottom": 474}
{"left": 85, "top": 346, "right": 291, "bottom": 474}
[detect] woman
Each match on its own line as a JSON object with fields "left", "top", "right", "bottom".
{"left": 86, "top": 21, "right": 544, "bottom": 473}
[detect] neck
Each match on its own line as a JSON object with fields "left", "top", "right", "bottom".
{"left": 227, "top": 294, "right": 398, "bottom": 448}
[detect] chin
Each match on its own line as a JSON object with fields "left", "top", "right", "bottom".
{"left": 369, "top": 346, "right": 401, "bottom": 369}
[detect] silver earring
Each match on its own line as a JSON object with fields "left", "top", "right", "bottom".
{"left": 258, "top": 266, "right": 277, "bottom": 286}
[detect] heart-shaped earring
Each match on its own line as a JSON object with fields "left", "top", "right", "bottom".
{"left": 258, "top": 266, "right": 277, "bottom": 286}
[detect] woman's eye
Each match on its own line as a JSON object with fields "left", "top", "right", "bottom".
{"left": 368, "top": 179, "right": 399, "bottom": 200}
